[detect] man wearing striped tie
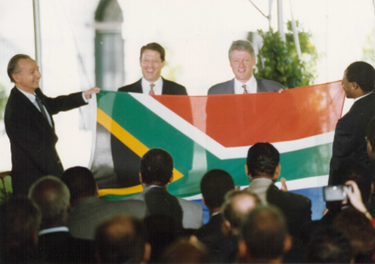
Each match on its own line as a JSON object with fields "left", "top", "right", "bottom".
{"left": 208, "top": 40, "right": 283, "bottom": 95}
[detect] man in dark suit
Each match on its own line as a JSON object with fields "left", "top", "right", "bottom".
{"left": 130, "top": 148, "right": 203, "bottom": 229}
{"left": 4, "top": 54, "right": 100, "bottom": 196}
{"left": 61, "top": 166, "right": 147, "bottom": 240}
{"left": 194, "top": 169, "right": 235, "bottom": 259}
{"left": 28, "top": 176, "right": 96, "bottom": 263}
{"left": 208, "top": 40, "right": 283, "bottom": 95}
{"left": 329, "top": 61, "right": 375, "bottom": 185}
{"left": 246, "top": 142, "right": 311, "bottom": 237}
{"left": 118, "top": 42, "right": 187, "bottom": 95}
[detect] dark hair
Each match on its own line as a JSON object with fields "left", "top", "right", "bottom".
{"left": 247, "top": 143, "right": 280, "bottom": 177}
{"left": 241, "top": 205, "right": 288, "bottom": 260}
{"left": 307, "top": 226, "right": 353, "bottom": 263}
{"left": 334, "top": 207, "right": 375, "bottom": 263}
{"left": 7, "top": 54, "right": 32, "bottom": 83}
{"left": 140, "top": 148, "right": 173, "bottom": 185}
{"left": 0, "top": 197, "right": 41, "bottom": 263}
{"left": 95, "top": 214, "right": 146, "bottom": 263}
{"left": 346, "top": 61, "right": 375, "bottom": 92}
{"left": 366, "top": 117, "right": 375, "bottom": 152}
{"left": 140, "top": 42, "right": 165, "bottom": 61}
{"left": 61, "top": 166, "right": 97, "bottom": 203}
{"left": 200, "top": 169, "right": 235, "bottom": 208}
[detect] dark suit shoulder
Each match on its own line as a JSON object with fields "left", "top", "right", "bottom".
{"left": 162, "top": 78, "right": 187, "bottom": 95}
{"left": 256, "top": 77, "right": 284, "bottom": 92}
{"left": 208, "top": 80, "right": 233, "bottom": 95}
{"left": 118, "top": 79, "right": 142, "bottom": 93}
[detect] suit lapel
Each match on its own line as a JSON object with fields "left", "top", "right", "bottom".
{"left": 227, "top": 79, "right": 235, "bottom": 94}
{"left": 256, "top": 78, "right": 266, "bottom": 92}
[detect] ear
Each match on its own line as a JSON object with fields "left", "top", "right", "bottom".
{"left": 222, "top": 220, "right": 232, "bottom": 237}
{"left": 245, "top": 164, "right": 249, "bottom": 176}
{"left": 202, "top": 196, "right": 206, "bottom": 205}
{"left": 12, "top": 73, "right": 20, "bottom": 83}
{"left": 273, "top": 164, "right": 281, "bottom": 181}
{"left": 161, "top": 60, "right": 166, "bottom": 69}
{"left": 283, "top": 235, "right": 293, "bottom": 254}
{"left": 368, "top": 140, "right": 373, "bottom": 153}
{"left": 32, "top": 231, "right": 38, "bottom": 246}
{"left": 95, "top": 182, "right": 99, "bottom": 197}
{"left": 142, "top": 242, "right": 151, "bottom": 264}
{"left": 238, "top": 239, "right": 248, "bottom": 258}
{"left": 139, "top": 173, "right": 143, "bottom": 183}
{"left": 168, "top": 173, "right": 173, "bottom": 183}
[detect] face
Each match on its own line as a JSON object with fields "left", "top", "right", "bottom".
{"left": 12, "top": 58, "right": 41, "bottom": 93}
{"left": 140, "top": 49, "right": 165, "bottom": 82}
{"left": 341, "top": 70, "right": 355, "bottom": 98}
{"left": 229, "top": 50, "right": 256, "bottom": 83}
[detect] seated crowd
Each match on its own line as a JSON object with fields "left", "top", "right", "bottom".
{"left": 2, "top": 117, "right": 375, "bottom": 263}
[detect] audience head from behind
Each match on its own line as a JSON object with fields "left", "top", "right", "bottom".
{"left": 61, "top": 166, "right": 98, "bottom": 206}
{"left": 28, "top": 175, "right": 70, "bottom": 229}
{"left": 306, "top": 226, "right": 353, "bottom": 263}
{"left": 221, "top": 189, "right": 261, "bottom": 236}
{"left": 139, "top": 148, "right": 173, "bottom": 187}
{"left": 366, "top": 116, "right": 375, "bottom": 161}
{"left": 95, "top": 214, "right": 150, "bottom": 264}
{"left": 144, "top": 214, "right": 186, "bottom": 263}
{"left": 238, "top": 205, "right": 292, "bottom": 264}
{"left": 162, "top": 239, "right": 215, "bottom": 264}
{"left": 0, "top": 197, "right": 41, "bottom": 263}
{"left": 200, "top": 169, "right": 235, "bottom": 214}
{"left": 342, "top": 61, "right": 375, "bottom": 99}
{"left": 333, "top": 207, "right": 375, "bottom": 263}
{"left": 246, "top": 142, "right": 281, "bottom": 181}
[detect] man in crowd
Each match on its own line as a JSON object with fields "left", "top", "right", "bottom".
{"left": 329, "top": 61, "right": 375, "bottom": 185}
{"left": 194, "top": 169, "right": 235, "bottom": 258}
{"left": 208, "top": 40, "right": 283, "bottom": 94}
{"left": 218, "top": 189, "right": 261, "bottom": 263}
{"left": 0, "top": 197, "right": 41, "bottom": 263}
{"left": 5, "top": 54, "right": 100, "bottom": 195}
{"left": 118, "top": 42, "right": 187, "bottom": 95}
{"left": 130, "top": 148, "right": 203, "bottom": 229}
{"left": 246, "top": 142, "right": 311, "bottom": 237}
{"left": 95, "top": 214, "right": 151, "bottom": 264}
{"left": 238, "top": 205, "right": 292, "bottom": 263}
{"left": 29, "top": 176, "right": 95, "bottom": 263}
{"left": 61, "top": 166, "right": 147, "bottom": 240}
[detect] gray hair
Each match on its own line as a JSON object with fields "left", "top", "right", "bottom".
{"left": 228, "top": 40, "right": 255, "bottom": 60}
{"left": 29, "top": 176, "right": 70, "bottom": 226}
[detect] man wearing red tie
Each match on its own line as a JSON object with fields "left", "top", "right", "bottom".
{"left": 118, "top": 42, "right": 187, "bottom": 95}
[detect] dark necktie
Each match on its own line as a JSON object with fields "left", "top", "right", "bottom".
{"left": 35, "top": 94, "right": 48, "bottom": 120}
{"left": 149, "top": 83, "right": 155, "bottom": 95}
{"left": 242, "top": 84, "right": 248, "bottom": 94}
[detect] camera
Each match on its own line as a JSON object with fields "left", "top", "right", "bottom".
{"left": 323, "top": 185, "right": 353, "bottom": 202}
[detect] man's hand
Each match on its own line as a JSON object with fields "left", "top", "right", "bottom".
{"left": 84, "top": 86, "right": 101, "bottom": 99}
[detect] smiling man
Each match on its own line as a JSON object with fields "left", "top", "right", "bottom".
{"left": 118, "top": 42, "right": 187, "bottom": 95}
{"left": 208, "top": 40, "right": 283, "bottom": 94}
{"left": 4, "top": 54, "right": 100, "bottom": 196}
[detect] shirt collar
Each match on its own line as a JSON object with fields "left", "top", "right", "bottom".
{"left": 354, "top": 91, "right": 373, "bottom": 102}
{"left": 234, "top": 75, "right": 257, "bottom": 94}
{"left": 141, "top": 77, "right": 163, "bottom": 95}
{"left": 17, "top": 87, "right": 37, "bottom": 103}
{"left": 39, "top": 226, "right": 69, "bottom": 236}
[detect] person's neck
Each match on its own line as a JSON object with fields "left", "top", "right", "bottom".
{"left": 246, "top": 256, "right": 283, "bottom": 263}
{"left": 208, "top": 207, "right": 221, "bottom": 216}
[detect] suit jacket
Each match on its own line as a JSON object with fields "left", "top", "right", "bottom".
{"left": 118, "top": 77, "right": 187, "bottom": 95}
{"left": 38, "top": 230, "right": 95, "bottom": 263}
{"left": 67, "top": 196, "right": 147, "bottom": 240}
{"left": 131, "top": 186, "right": 203, "bottom": 229}
{"left": 329, "top": 91, "right": 375, "bottom": 185}
{"left": 248, "top": 179, "right": 312, "bottom": 237}
{"left": 208, "top": 77, "right": 283, "bottom": 94}
{"left": 4, "top": 87, "right": 87, "bottom": 195}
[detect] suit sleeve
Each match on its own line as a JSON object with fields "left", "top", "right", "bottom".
{"left": 43, "top": 92, "right": 87, "bottom": 115}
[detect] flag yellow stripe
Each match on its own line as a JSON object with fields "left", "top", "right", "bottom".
{"left": 96, "top": 108, "right": 183, "bottom": 196}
